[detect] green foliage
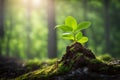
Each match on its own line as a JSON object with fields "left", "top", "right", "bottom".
{"left": 56, "top": 16, "right": 91, "bottom": 44}
{"left": 2, "top": 0, "right": 120, "bottom": 59}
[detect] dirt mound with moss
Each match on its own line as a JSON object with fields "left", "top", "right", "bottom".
{"left": 15, "top": 42, "right": 120, "bottom": 80}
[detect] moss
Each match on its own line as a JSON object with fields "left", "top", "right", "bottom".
{"left": 88, "top": 58, "right": 120, "bottom": 75}
{"left": 97, "top": 54, "right": 113, "bottom": 62}
{"left": 113, "top": 65, "right": 120, "bottom": 69}
{"left": 15, "top": 64, "right": 57, "bottom": 80}
{"left": 45, "top": 58, "right": 58, "bottom": 65}
{"left": 76, "top": 53, "right": 82, "bottom": 58}
{"left": 71, "top": 53, "right": 82, "bottom": 63}
{"left": 57, "top": 58, "right": 75, "bottom": 74}
{"left": 89, "top": 59, "right": 103, "bottom": 64}
{"left": 24, "top": 58, "right": 58, "bottom": 72}
{"left": 15, "top": 42, "right": 119, "bottom": 79}
{"left": 57, "top": 65, "right": 70, "bottom": 74}
{"left": 26, "top": 58, "right": 57, "bottom": 67}
{"left": 15, "top": 58, "right": 120, "bottom": 80}
{"left": 16, "top": 59, "right": 72, "bottom": 80}
{"left": 112, "top": 65, "right": 120, "bottom": 72}
{"left": 70, "top": 47, "right": 75, "bottom": 51}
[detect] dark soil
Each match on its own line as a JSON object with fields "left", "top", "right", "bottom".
{"left": 59, "top": 42, "right": 96, "bottom": 69}
{"left": 0, "top": 56, "right": 41, "bottom": 79}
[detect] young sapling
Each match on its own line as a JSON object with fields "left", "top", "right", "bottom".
{"left": 55, "top": 16, "right": 91, "bottom": 44}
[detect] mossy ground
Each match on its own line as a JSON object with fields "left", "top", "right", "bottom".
{"left": 15, "top": 59, "right": 120, "bottom": 80}
{"left": 15, "top": 42, "right": 120, "bottom": 80}
{"left": 0, "top": 42, "right": 119, "bottom": 80}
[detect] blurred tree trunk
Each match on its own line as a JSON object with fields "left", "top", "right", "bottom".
{"left": 6, "top": 15, "right": 13, "bottom": 56}
{"left": 104, "top": 0, "right": 110, "bottom": 53}
{"left": 0, "top": 0, "right": 5, "bottom": 55}
{"left": 5, "top": 0, "right": 14, "bottom": 56}
{"left": 47, "top": 0, "right": 57, "bottom": 58}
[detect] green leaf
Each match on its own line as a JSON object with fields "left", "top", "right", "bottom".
{"left": 75, "top": 32, "right": 82, "bottom": 40}
{"left": 65, "top": 16, "right": 77, "bottom": 31}
{"left": 77, "top": 21, "right": 91, "bottom": 30}
{"left": 62, "top": 33, "right": 74, "bottom": 40}
{"left": 78, "top": 37, "right": 88, "bottom": 44}
{"left": 55, "top": 25, "right": 72, "bottom": 32}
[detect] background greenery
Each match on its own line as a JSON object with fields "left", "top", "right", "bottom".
{"left": 0, "top": 0, "right": 120, "bottom": 60}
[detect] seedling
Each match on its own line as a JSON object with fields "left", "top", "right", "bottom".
{"left": 55, "top": 16, "right": 91, "bottom": 44}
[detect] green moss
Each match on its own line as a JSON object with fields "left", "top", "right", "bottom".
{"left": 26, "top": 58, "right": 57, "bottom": 66}
{"left": 76, "top": 53, "right": 82, "bottom": 58}
{"left": 90, "top": 59, "right": 103, "bottom": 64}
{"left": 113, "top": 65, "right": 120, "bottom": 68}
{"left": 16, "top": 59, "right": 72, "bottom": 80}
{"left": 57, "top": 60, "right": 73, "bottom": 74}
{"left": 15, "top": 64, "right": 57, "bottom": 80}
{"left": 45, "top": 58, "right": 58, "bottom": 65}
{"left": 70, "top": 47, "right": 74, "bottom": 51}
{"left": 57, "top": 65, "right": 70, "bottom": 74}
{"left": 97, "top": 54, "right": 113, "bottom": 62}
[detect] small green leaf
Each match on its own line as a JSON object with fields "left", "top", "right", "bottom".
{"left": 65, "top": 16, "right": 77, "bottom": 31}
{"left": 78, "top": 37, "right": 88, "bottom": 44}
{"left": 55, "top": 25, "right": 72, "bottom": 32}
{"left": 62, "top": 33, "right": 74, "bottom": 40}
{"left": 75, "top": 32, "right": 82, "bottom": 40}
{"left": 78, "top": 21, "right": 91, "bottom": 30}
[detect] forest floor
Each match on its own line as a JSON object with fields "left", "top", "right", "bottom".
{"left": 0, "top": 42, "right": 120, "bottom": 80}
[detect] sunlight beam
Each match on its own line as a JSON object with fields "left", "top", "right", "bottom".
{"left": 32, "top": 0, "right": 41, "bottom": 7}
{"left": 22, "top": 0, "right": 41, "bottom": 8}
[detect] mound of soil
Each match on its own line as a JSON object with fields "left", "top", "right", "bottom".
{"left": 59, "top": 42, "right": 96, "bottom": 69}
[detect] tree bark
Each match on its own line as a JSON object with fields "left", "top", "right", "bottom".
{"left": 47, "top": 0, "right": 57, "bottom": 58}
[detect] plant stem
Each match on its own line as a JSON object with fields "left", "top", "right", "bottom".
{"left": 73, "top": 32, "right": 76, "bottom": 42}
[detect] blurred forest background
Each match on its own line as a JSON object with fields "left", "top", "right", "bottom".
{"left": 0, "top": 0, "right": 120, "bottom": 60}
